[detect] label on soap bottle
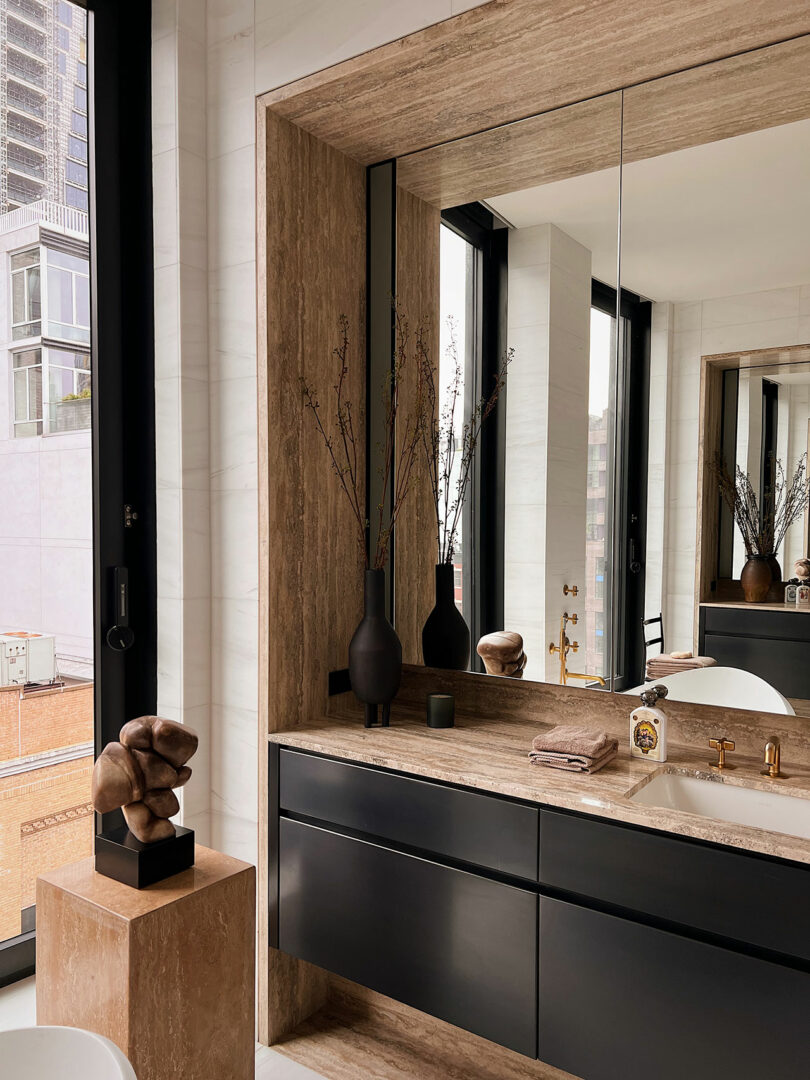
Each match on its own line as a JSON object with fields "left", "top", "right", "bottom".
{"left": 630, "top": 706, "right": 667, "bottom": 762}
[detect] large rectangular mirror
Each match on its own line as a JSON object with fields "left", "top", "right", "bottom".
{"left": 623, "top": 38, "right": 810, "bottom": 715}
{"left": 393, "top": 35, "right": 810, "bottom": 718}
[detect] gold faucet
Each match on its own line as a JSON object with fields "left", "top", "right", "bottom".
{"left": 762, "top": 737, "right": 786, "bottom": 779}
{"left": 709, "top": 737, "right": 736, "bottom": 770}
{"left": 549, "top": 612, "right": 606, "bottom": 687}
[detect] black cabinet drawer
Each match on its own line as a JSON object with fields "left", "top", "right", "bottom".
{"left": 538, "top": 896, "right": 810, "bottom": 1080}
{"left": 279, "top": 818, "right": 538, "bottom": 1057}
{"left": 702, "top": 606, "right": 810, "bottom": 641}
{"left": 540, "top": 809, "right": 810, "bottom": 962}
{"left": 279, "top": 748, "right": 538, "bottom": 880}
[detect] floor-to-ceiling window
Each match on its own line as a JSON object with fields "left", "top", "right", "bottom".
{"left": 0, "top": 0, "right": 156, "bottom": 987}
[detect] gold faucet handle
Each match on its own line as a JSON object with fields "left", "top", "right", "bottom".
{"left": 563, "top": 584, "right": 578, "bottom": 597}
{"left": 709, "top": 737, "right": 736, "bottom": 770}
{"left": 571, "top": 641, "right": 579, "bottom": 652}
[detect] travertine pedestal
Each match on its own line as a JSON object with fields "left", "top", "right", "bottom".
{"left": 36, "top": 845, "right": 255, "bottom": 1080}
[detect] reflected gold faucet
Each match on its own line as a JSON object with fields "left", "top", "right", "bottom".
{"left": 762, "top": 737, "right": 786, "bottom": 779}
{"left": 549, "top": 611, "right": 606, "bottom": 688}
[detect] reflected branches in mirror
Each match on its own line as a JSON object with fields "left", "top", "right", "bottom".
{"left": 418, "top": 318, "right": 512, "bottom": 565}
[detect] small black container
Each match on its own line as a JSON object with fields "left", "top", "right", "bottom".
{"left": 426, "top": 692, "right": 455, "bottom": 728}
{"left": 348, "top": 568, "right": 402, "bottom": 727}
{"left": 95, "top": 825, "right": 195, "bottom": 888}
{"left": 422, "top": 563, "right": 471, "bottom": 670}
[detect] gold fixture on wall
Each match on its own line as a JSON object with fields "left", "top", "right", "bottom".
{"left": 549, "top": 612, "right": 606, "bottom": 687}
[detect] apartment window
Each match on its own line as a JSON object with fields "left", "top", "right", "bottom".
{"left": 65, "top": 184, "right": 88, "bottom": 211}
{"left": 8, "top": 173, "right": 45, "bottom": 205}
{"left": 57, "top": 0, "right": 73, "bottom": 25}
{"left": 7, "top": 16, "right": 46, "bottom": 56}
{"left": 8, "top": 0, "right": 46, "bottom": 28}
{"left": 73, "top": 85, "right": 87, "bottom": 113}
{"left": 71, "top": 111, "right": 87, "bottom": 137}
{"left": 57, "top": 51, "right": 67, "bottom": 74}
{"left": 68, "top": 135, "right": 87, "bottom": 162}
{"left": 7, "top": 111, "right": 45, "bottom": 150}
{"left": 46, "top": 349, "right": 91, "bottom": 433}
{"left": 56, "top": 26, "right": 70, "bottom": 50}
{"left": 65, "top": 159, "right": 87, "bottom": 187}
{"left": 45, "top": 248, "right": 90, "bottom": 342}
{"left": 8, "top": 80, "right": 46, "bottom": 120}
{"left": 77, "top": 62, "right": 87, "bottom": 86}
{"left": 11, "top": 249, "right": 41, "bottom": 339}
{"left": 8, "top": 142, "right": 46, "bottom": 181}
{"left": 12, "top": 349, "right": 91, "bottom": 438}
{"left": 7, "top": 49, "right": 46, "bottom": 89}
{"left": 12, "top": 350, "right": 43, "bottom": 437}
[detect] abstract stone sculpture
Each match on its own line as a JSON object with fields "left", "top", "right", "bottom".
{"left": 92, "top": 716, "right": 198, "bottom": 844}
{"left": 476, "top": 631, "right": 528, "bottom": 678}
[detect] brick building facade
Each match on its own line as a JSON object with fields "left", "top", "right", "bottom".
{"left": 0, "top": 679, "right": 93, "bottom": 940}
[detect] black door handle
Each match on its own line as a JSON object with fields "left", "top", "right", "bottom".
{"left": 105, "top": 566, "right": 135, "bottom": 651}
{"left": 629, "top": 539, "right": 642, "bottom": 575}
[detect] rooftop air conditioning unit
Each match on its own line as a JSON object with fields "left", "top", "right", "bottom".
{"left": 0, "top": 632, "right": 57, "bottom": 687}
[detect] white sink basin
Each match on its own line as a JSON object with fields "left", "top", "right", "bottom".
{"left": 629, "top": 770, "right": 810, "bottom": 840}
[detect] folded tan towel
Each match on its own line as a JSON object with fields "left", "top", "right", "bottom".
{"left": 531, "top": 724, "right": 613, "bottom": 758}
{"left": 529, "top": 743, "right": 618, "bottom": 774}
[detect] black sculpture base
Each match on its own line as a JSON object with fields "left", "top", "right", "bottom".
{"left": 95, "top": 825, "right": 195, "bottom": 889}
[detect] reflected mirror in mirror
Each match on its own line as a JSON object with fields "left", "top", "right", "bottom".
{"left": 622, "top": 42, "right": 810, "bottom": 714}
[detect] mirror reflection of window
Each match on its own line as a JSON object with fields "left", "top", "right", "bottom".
{"left": 585, "top": 306, "right": 613, "bottom": 680}
{"left": 439, "top": 224, "right": 475, "bottom": 621}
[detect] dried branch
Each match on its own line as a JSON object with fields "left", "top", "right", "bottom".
{"left": 711, "top": 452, "right": 810, "bottom": 558}
{"left": 302, "top": 311, "right": 430, "bottom": 573}
{"left": 418, "top": 318, "right": 513, "bottom": 564}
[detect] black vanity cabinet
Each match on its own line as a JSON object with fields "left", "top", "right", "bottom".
{"left": 538, "top": 897, "right": 810, "bottom": 1080}
{"left": 279, "top": 818, "right": 538, "bottom": 1055}
{"left": 271, "top": 746, "right": 810, "bottom": 1078}
{"left": 699, "top": 604, "right": 810, "bottom": 699}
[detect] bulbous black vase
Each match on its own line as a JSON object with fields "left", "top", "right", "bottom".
{"left": 349, "top": 569, "right": 402, "bottom": 727}
{"left": 422, "top": 563, "right": 471, "bottom": 670}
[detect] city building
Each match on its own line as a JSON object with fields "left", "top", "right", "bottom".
{"left": 1, "top": 0, "right": 88, "bottom": 215}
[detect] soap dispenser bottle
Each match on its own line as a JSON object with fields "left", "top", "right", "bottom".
{"left": 630, "top": 685, "right": 669, "bottom": 762}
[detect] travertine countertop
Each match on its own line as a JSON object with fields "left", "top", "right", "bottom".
{"left": 268, "top": 708, "right": 810, "bottom": 867}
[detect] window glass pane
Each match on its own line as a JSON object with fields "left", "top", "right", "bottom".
{"left": 75, "top": 274, "right": 90, "bottom": 327}
{"left": 11, "top": 249, "right": 39, "bottom": 271}
{"left": 0, "top": 0, "right": 94, "bottom": 952}
{"left": 439, "top": 225, "right": 475, "bottom": 623}
{"left": 48, "top": 266, "right": 74, "bottom": 324}
{"left": 67, "top": 135, "right": 87, "bottom": 162}
{"left": 28, "top": 266, "right": 41, "bottom": 319}
{"left": 64, "top": 185, "right": 88, "bottom": 212}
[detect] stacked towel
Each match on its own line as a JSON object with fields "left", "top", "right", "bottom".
{"left": 528, "top": 725, "right": 618, "bottom": 774}
{"left": 646, "top": 653, "right": 716, "bottom": 680}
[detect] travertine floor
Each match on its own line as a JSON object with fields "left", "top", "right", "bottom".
{"left": 0, "top": 977, "right": 327, "bottom": 1080}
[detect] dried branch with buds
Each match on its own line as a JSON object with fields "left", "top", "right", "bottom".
{"left": 301, "top": 312, "right": 429, "bottom": 572}
{"left": 712, "top": 452, "right": 810, "bottom": 557}
{"left": 418, "top": 318, "right": 512, "bottom": 564}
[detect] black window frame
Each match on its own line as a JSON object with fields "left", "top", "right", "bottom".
{"left": 439, "top": 204, "right": 508, "bottom": 666}
{"left": 1, "top": 0, "right": 156, "bottom": 989}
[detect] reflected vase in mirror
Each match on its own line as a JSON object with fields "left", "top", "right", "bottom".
{"left": 349, "top": 569, "right": 402, "bottom": 728}
{"left": 422, "top": 563, "right": 470, "bottom": 670}
{"left": 741, "top": 555, "right": 772, "bottom": 604}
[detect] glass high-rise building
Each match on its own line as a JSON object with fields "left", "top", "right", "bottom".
{"left": 1, "top": 0, "right": 88, "bottom": 214}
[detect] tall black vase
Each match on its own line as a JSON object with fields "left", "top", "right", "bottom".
{"left": 422, "top": 563, "right": 471, "bottom": 671}
{"left": 348, "top": 569, "right": 402, "bottom": 727}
